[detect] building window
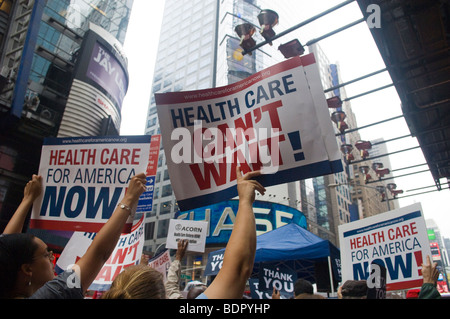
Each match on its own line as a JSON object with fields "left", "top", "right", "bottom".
{"left": 157, "top": 219, "right": 170, "bottom": 238}
{"left": 145, "top": 222, "right": 155, "bottom": 240}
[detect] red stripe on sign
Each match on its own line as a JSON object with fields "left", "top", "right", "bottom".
{"left": 387, "top": 279, "right": 423, "bottom": 291}
{"left": 155, "top": 54, "right": 316, "bottom": 105}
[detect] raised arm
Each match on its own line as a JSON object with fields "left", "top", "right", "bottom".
{"left": 74, "top": 173, "right": 147, "bottom": 293}
{"left": 202, "top": 166, "right": 265, "bottom": 299}
{"left": 3, "top": 175, "right": 42, "bottom": 235}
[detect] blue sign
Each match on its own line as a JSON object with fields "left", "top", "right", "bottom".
{"left": 136, "top": 176, "right": 156, "bottom": 213}
{"left": 175, "top": 200, "right": 307, "bottom": 244}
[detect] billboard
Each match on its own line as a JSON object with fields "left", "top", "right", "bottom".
{"left": 175, "top": 200, "right": 307, "bottom": 244}
{"left": 58, "top": 24, "right": 129, "bottom": 137}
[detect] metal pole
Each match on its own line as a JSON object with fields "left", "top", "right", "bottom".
{"left": 324, "top": 68, "right": 387, "bottom": 93}
{"left": 305, "top": 17, "right": 366, "bottom": 46}
{"left": 242, "top": 0, "right": 356, "bottom": 55}
{"left": 342, "top": 83, "right": 395, "bottom": 102}
{"left": 336, "top": 114, "right": 404, "bottom": 136}
{"left": 366, "top": 169, "right": 430, "bottom": 183}
{"left": 350, "top": 146, "right": 421, "bottom": 164}
{"left": 395, "top": 187, "right": 450, "bottom": 200}
{"left": 328, "top": 256, "right": 335, "bottom": 295}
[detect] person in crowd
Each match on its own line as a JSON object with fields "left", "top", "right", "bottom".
{"left": 164, "top": 238, "right": 208, "bottom": 299}
{"left": 418, "top": 255, "right": 441, "bottom": 299}
{"left": 272, "top": 278, "right": 326, "bottom": 299}
{"left": 166, "top": 239, "right": 189, "bottom": 299}
{"left": 187, "top": 284, "right": 208, "bottom": 299}
{"left": 101, "top": 264, "right": 166, "bottom": 299}
{"left": 100, "top": 166, "right": 265, "bottom": 299}
{"left": 293, "top": 278, "right": 314, "bottom": 298}
{"left": 196, "top": 166, "right": 265, "bottom": 299}
{"left": 0, "top": 173, "right": 147, "bottom": 299}
{"left": 338, "top": 280, "right": 368, "bottom": 299}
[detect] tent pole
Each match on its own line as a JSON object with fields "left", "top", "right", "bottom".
{"left": 327, "top": 256, "right": 335, "bottom": 295}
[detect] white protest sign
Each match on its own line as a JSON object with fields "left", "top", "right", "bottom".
{"left": 338, "top": 203, "right": 432, "bottom": 291}
{"left": 56, "top": 216, "right": 145, "bottom": 291}
{"left": 148, "top": 250, "right": 172, "bottom": 282}
{"left": 155, "top": 54, "right": 342, "bottom": 211}
{"left": 166, "top": 219, "right": 208, "bottom": 253}
{"left": 30, "top": 135, "right": 155, "bottom": 233}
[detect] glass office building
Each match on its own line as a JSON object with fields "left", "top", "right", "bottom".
{"left": 0, "top": 0, "right": 133, "bottom": 235}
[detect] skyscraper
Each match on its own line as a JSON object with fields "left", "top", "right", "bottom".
{"left": 0, "top": 0, "right": 134, "bottom": 234}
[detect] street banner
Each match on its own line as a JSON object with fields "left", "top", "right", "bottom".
{"left": 258, "top": 263, "right": 297, "bottom": 299}
{"left": 165, "top": 219, "right": 208, "bottom": 253}
{"left": 148, "top": 249, "right": 172, "bottom": 282}
{"left": 55, "top": 216, "right": 145, "bottom": 291}
{"left": 155, "top": 54, "right": 342, "bottom": 211}
{"left": 204, "top": 249, "right": 224, "bottom": 276}
{"left": 338, "top": 203, "right": 432, "bottom": 291}
{"left": 249, "top": 278, "right": 272, "bottom": 299}
{"left": 30, "top": 135, "right": 160, "bottom": 233}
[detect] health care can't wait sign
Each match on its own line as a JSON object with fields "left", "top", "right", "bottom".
{"left": 30, "top": 135, "right": 161, "bottom": 233}
{"left": 338, "top": 203, "right": 432, "bottom": 291}
{"left": 155, "top": 54, "right": 343, "bottom": 211}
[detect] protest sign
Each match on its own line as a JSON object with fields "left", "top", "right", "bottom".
{"left": 148, "top": 250, "right": 172, "bottom": 282}
{"left": 249, "top": 278, "right": 273, "bottom": 299}
{"left": 204, "top": 249, "right": 224, "bottom": 276}
{"left": 30, "top": 135, "right": 160, "bottom": 233}
{"left": 55, "top": 216, "right": 145, "bottom": 291}
{"left": 166, "top": 219, "right": 208, "bottom": 253}
{"left": 155, "top": 54, "right": 342, "bottom": 211}
{"left": 338, "top": 203, "right": 432, "bottom": 291}
{"left": 258, "top": 263, "right": 297, "bottom": 298}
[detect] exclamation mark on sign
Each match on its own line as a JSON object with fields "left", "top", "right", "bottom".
{"left": 414, "top": 250, "right": 423, "bottom": 276}
{"left": 288, "top": 131, "right": 305, "bottom": 162}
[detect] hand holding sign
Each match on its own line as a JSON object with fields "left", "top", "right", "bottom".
{"left": 3, "top": 174, "right": 43, "bottom": 234}
{"left": 422, "top": 255, "right": 439, "bottom": 286}
{"left": 236, "top": 166, "right": 266, "bottom": 204}
{"left": 120, "top": 173, "right": 147, "bottom": 216}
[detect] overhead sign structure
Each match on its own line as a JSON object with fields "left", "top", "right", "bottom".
{"left": 338, "top": 203, "right": 432, "bottom": 291}
{"left": 30, "top": 135, "right": 160, "bottom": 233}
{"left": 155, "top": 54, "right": 342, "bottom": 211}
{"left": 165, "top": 219, "right": 208, "bottom": 253}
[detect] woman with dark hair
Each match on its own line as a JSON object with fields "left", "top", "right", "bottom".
{"left": 0, "top": 173, "right": 147, "bottom": 299}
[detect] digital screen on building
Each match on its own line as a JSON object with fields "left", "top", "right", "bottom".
{"left": 175, "top": 200, "right": 307, "bottom": 244}
{"left": 86, "top": 41, "right": 128, "bottom": 109}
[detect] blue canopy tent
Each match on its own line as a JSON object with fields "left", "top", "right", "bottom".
{"left": 204, "top": 223, "right": 341, "bottom": 293}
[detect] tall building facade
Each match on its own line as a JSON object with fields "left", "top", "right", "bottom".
{"left": 0, "top": 0, "right": 134, "bottom": 235}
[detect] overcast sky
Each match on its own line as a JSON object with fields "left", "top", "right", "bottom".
{"left": 120, "top": 0, "right": 450, "bottom": 238}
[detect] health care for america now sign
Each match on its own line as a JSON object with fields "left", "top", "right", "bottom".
{"left": 155, "top": 54, "right": 343, "bottom": 211}
{"left": 30, "top": 135, "right": 161, "bottom": 233}
{"left": 339, "top": 203, "right": 432, "bottom": 291}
